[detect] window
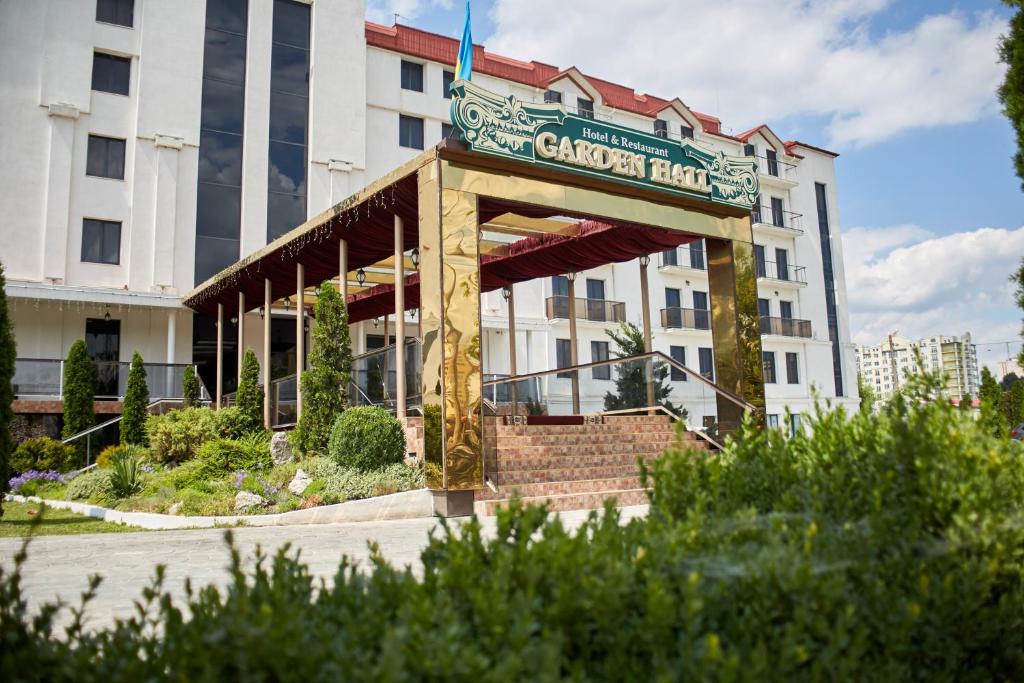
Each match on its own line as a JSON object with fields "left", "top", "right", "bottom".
{"left": 86, "top": 317, "right": 121, "bottom": 397}
{"left": 766, "top": 149, "right": 779, "bottom": 176}
{"left": 775, "top": 248, "right": 789, "bottom": 281}
{"left": 591, "top": 341, "right": 610, "bottom": 380}
{"left": 544, "top": 90, "right": 562, "bottom": 104}
{"left": 86, "top": 135, "right": 125, "bottom": 179}
{"left": 751, "top": 193, "right": 762, "bottom": 224}
{"left": 441, "top": 122, "right": 455, "bottom": 140}
{"left": 400, "top": 60, "right": 423, "bottom": 91}
{"left": 399, "top": 115, "right": 424, "bottom": 149}
{"left": 754, "top": 244, "right": 767, "bottom": 278}
{"left": 81, "top": 219, "right": 121, "bottom": 265}
{"left": 762, "top": 351, "right": 777, "bottom": 383}
{"left": 92, "top": 52, "right": 130, "bottom": 95}
{"left": 443, "top": 70, "right": 455, "bottom": 98}
{"left": 577, "top": 98, "right": 594, "bottom": 119}
{"left": 780, "top": 300, "right": 793, "bottom": 319}
{"left": 743, "top": 143, "right": 755, "bottom": 157}
{"left": 698, "top": 347, "right": 714, "bottom": 382}
{"left": 661, "top": 247, "right": 677, "bottom": 266}
{"left": 586, "top": 278, "right": 606, "bottom": 322}
{"left": 786, "top": 352, "right": 799, "bottom": 384}
{"left": 771, "top": 197, "right": 785, "bottom": 228}
{"left": 692, "top": 291, "right": 709, "bottom": 329}
{"left": 766, "top": 414, "right": 780, "bottom": 428}
{"left": 758, "top": 298, "right": 771, "bottom": 318}
{"left": 551, "top": 275, "right": 569, "bottom": 297}
{"left": 816, "top": 181, "right": 844, "bottom": 397}
{"left": 689, "top": 239, "right": 705, "bottom": 269}
{"left": 556, "top": 338, "right": 572, "bottom": 378}
{"left": 670, "top": 346, "right": 686, "bottom": 381}
{"left": 96, "top": 0, "right": 133, "bottom": 26}
{"left": 654, "top": 119, "right": 668, "bottom": 138}
{"left": 680, "top": 125, "right": 694, "bottom": 139}
{"left": 664, "top": 288, "right": 681, "bottom": 309}
{"left": 790, "top": 413, "right": 803, "bottom": 436}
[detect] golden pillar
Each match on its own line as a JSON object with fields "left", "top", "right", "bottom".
{"left": 706, "top": 225, "right": 765, "bottom": 434}
{"left": 418, "top": 162, "right": 482, "bottom": 515}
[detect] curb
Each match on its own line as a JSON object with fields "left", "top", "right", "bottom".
{"left": 4, "top": 489, "right": 434, "bottom": 530}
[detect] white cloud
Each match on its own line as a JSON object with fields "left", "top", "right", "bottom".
{"left": 367, "top": 0, "right": 452, "bottom": 25}
{"left": 841, "top": 225, "right": 1024, "bottom": 371}
{"left": 484, "top": 1, "right": 1006, "bottom": 148}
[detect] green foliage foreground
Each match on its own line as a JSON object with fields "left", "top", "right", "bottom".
{"left": 3, "top": 378, "right": 1024, "bottom": 680}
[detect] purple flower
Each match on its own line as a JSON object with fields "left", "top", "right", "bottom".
{"left": 8, "top": 470, "right": 65, "bottom": 492}
{"left": 141, "top": 464, "right": 155, "bottom": 474}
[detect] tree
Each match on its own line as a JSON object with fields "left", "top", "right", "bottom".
{"left": 62, "top": 340, "right": 94, "bottom": 454}
{"left": 182, "top": 365, "right": 200, "bottom": 408}
{"left": 0, "top": 263, "right": 15, "bottom": 515}
{"left": 1002, "top": 377, "right": 1024, "bottom": 429}
{"left": 857, "top": 373, "right": 876, "bottom": 413}
{"left": 979, "top": 367, "right": 1009, "bottom": 437}
{"left": 236, "top": 349, "right": 264, "bottom": 433}
{"left": 120, "top": 352, "right": 149, "bottom": 445}
{"left": 602, "top": 321, "right": 681, "bottom": 416}
{"left": 1013, "top": 257, "right": 1024, "bottom": 366}
{"left": 293, "top": 282, "right": 352, "bottom": 455}
{"left": 1001, "top": 371, "right": 1020, "bottom": 392}
{"left": 999, "top": 1, "right": 1024, "bottom": 190}
{"left": 959, "top": 393, "right": 973, "bottom": 413}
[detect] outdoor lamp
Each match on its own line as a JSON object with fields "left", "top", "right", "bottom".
{"left": 283, "top": 297, "right": 291, "bottom": 311}
{"left": 314, "top": 285, "right": 321, "bottom": 297}
{"left": 258, "top": 306, "right": 265, "bottom": 320}
{"left": 356, "top": 268, "right": 366, "bottom": 285}
{"left": 230, "top": 316, "right": 238, "bottom": 325}
{"left": 411, "top": 248, "right": 420, "bottom": 268}
{"left": 373, "top": 317, "right": 380, "bottom": 328}
{"left": 566, "top": 271, "right": 576, "bottom": 282}
{"left": 501, "top": 286, "right": 511, "bottom": 301}
{"left": 104, "top": 306, "right": 111, "bottom": 322}
{"left": 639, "top": 255, "right": 650, "bottom": 267}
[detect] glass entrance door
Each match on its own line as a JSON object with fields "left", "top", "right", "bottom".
{"left": 86, "top": 318, "right": 120, "bottom": 398}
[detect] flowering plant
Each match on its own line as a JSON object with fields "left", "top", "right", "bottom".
{"left": 7, "top": 470, "right": 66, "bottom": 495}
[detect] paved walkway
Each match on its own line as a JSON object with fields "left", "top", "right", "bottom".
{"left": 0, "top": 505, "right": 648, "bottom": 631}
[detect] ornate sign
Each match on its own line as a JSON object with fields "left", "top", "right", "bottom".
{"left": 450, "top": 80, "right": 759, "bottom": 209}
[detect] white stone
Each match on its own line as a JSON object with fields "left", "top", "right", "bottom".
{"left": 234, "top": 490, "right": 266, "bottom": 511}
{"left": 167, "top": 502, "right": 182, "bottom": 516}
{"left": 270, "top": 432, "right": 294, "bottom": 465}
{"left": 288, "top": 468, "right": 312, "bottom": 496}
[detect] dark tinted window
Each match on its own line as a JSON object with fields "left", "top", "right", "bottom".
{"left": 816, "top": 182, "right": 844, "bottom": 396}
{"left": 194, "top": 235, "right": 240, "bottom": 283}
{"left": 758, "top": 298, "right": 770, "bottom": 317}
{"left": 206, "top": 0, "right": 247, "bottom": 34}
{"left": 272, "top": 0, "right": 310, "bottom": 47}
{"left": 556, "top": 338, "right": 572, "bottom": 379}
{"left": 443, "top": 70, "right": 455, "bottom": 98}
{"left": 96, "top": 0, "right": 133, "bottom": 27}
{"left": 665, "top": 288, "right": 680, "bottom": 309}
{"left": 81, "top": 219, "right": 121, "bottom": 264}
{"left": 654, "top": 119, "right": 668, "bottom": 138}
{"left": 91, "top": 52, "right": 130, "bottom": 95}
{"left": 591, "top": 341, "right": 610, "bottom": 380}
{"left": 577, "top": 98, "right": 594, "bottom": 119}
{"left": 780, "top": 300, "right": 793, "bottom": 319}
{"left": 698, "top": 347, "right": 714, "bottom": 382}
{"left": 202, "top": 29, "right": 247, "bottom": 82}
{"left": 399, "top": 115, "right": 424, "bottom": 149}
{"left": 544, "top": 90, "right": 562, "bottom": 104}
{"left": 86, "top": 317, "right": 120, "bottom": 396}
{"left": 763, "top": 351, "right": 776, "bottom": 383}
{"left": 771, "top": 196, "right": 785, "bottom": 227}
{"left": 200, "top": 79, "right": 245, "bottom": 133}
{"left": 401, "top": 60, "right": 423, "bottom": 91}
{"left": 551, "top": 275, "right": 568, "bottom": 297}
{"left": 86, "top": 135, "right": 125, "bottom": 179}
{"left": 441, "top": 122, "right": 455, "bottom": 140}
{"left": 786, "top": 352, "right": 799, "bottom": 384}
{"left": 689, "top": 239, "right": 705, "bottom": 269}
{"left": 270, "top": 44, "right": 309, "bottom": 96}
{"left": 196, "top": 184, "right": 242, "bottom": 240}
{"left": 680, "top": 125, "right": 694, "bottom": 139}
{"left": 754, "top": 244, "right": 766, "bottom": 277}
{"left": 670, "top": 346, "right": 686, "bottom": 381}
{"left": 197, "top": 130, "right": 243, "bottom": 185}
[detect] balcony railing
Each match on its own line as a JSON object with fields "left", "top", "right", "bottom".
{"left": 759, "top": 316, "right": 812, "bottom": 338}
{"left": 755, "top": 260, "right": 807, "bottom": 284}
{"left": 660, "top": 307, "right": 711, "bottom": 330}
{"left": 545, "top": 296, "right": 626, "bottom": 323}
{"left": 12, "top": 358, "right": 208, "bottom": 400}
{"left": 755, "top": 154, "right": 797, "bottom": 180}
{"left": 659, "top": 245, "right": 707, "bottom": 270}
{"left": 751, "top": 204, "right": 804, "bottom": 233}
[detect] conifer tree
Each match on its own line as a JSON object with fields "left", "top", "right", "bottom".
{"left": 602, "top": 321, "right": 681, "bottom": 416}
{"left": 182, "top": 365, "right": 200, "bottom": 407}
{"left": 0, "top": 263, "right": 15, "bottom": 514}
{"left": 236, "top": 349, "right": 264, "bottom": 433}
{"left": 62, "top": 340, "right": 95, "bottom": 452}
{"left": 293, "top": 282, "right": 352, "bottom": 454}
{"left": 120, "top": 352, "right": 149, "bottom": 445}
{"left": 979, "top": 367, "right": 1008, "bottom": 437}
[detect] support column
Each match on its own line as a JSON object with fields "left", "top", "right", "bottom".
{"left": 296, "top": 263, "right": 305, "bottom": 419}
{"left": 338, "top": 239, "right": 348, "bottom": 301}
{"left": 216, "top": 303, "right": 224, "bottom": 409}
{"left": 505, "top": 285, "right": 518, "bottom": 416}
{"left": 263, "top": 278, "right": 271, "bottom": 428}
{"left": 394, "top": 215, "right": 406, "bottom": 419}
{"left": 639, "top": 256, "right": 656, "bottom": 412}
{"left": 418, "top": 162, "right": 482, "bottom": 515}
{"left": 237, "top": 291, "right": 245, "bottom": 385}
{"left": 567, "top": 272, "right": 580, "bottom": 414}
{"left": 706, "top": 228, "right": 765, "bottom": 434}
{"left": 166, "top": 310, "right": 176, "bottom": 399}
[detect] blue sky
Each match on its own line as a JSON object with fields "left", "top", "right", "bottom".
{"left": 370, "top": 0, "right": 1024, "bottom": 372}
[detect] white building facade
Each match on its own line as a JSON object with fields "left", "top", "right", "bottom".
{"left": 856, "top": 333, "right": 980, "bottom": 402}
{"left": 0, "top": 0, "right": 858, "bottom": 426}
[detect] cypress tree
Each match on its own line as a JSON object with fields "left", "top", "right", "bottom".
{"left": 236, "top": 348, "right": 264, "bottom": 433}
{"left": 602, "top": 321, "right": 681, "bottom": 416}
{"left": 979, "top": 367, "right": 1008, "bottom": 437}
{"left": 182, "top": 365, "right": 200, "bottom": 408}
{"left": 62, "top": 339, "right": 95, "bottom": 451}
{"left": 0, "top": 263, "right": 15, "bottom": 514}
{"left": 120, "top": 352, "right": 149, "bottom": 445}
{"left": 293, "top": 282, "right": 352, "bottom": 455}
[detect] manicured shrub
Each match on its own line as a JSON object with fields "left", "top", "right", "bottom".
{"left": 195, "top": 433, "right": 271, "bottom": 480}
{"left": 212, "top": 406, "right": 252, "bottom": 440}
{"left": 0, "top": 263, "right": 15, "bottom": 516}
{"left": 181, "top": 365, "right": 200, "bottom": 408}
{"left": 95, "top": 444, "right": 129, "bottom": 469}
{"left": 235, "top": 349, "right": 264, "bottom": 434}
{"left": 9, "top": 437, "right": 77, "bottom": 474}
{"left": 120, "top": 352, "right": 149, "bottom": 445}
{"left": 60, "top": 339, "right": 94, "bottom": 448}
{"left": 327, "top": 406, "right": 405, "bottom": 471}
{"left": 64, "top": 468, "right": 112, "bottom": 503}
{"left": 145, "top": 407, "right": 249, "bottom": 463}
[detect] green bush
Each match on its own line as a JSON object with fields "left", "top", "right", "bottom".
{"left": 327, "top": 406, "right": 405, "bottom": 471}
{"left": 9, "top": 437, "right": 78, "bottom": 474}
{"left": 60, "top": 340, "right": 94, "bottom": 447}
{"left": 194, "top": 433, "right": 271, "bottom": 480}
{"left": 235, "top": 350, "right": 264, "bottom": 435}
{"left": 145, "top": 407, "right": 249, "bottom": 464}
{"left": 109, "top": 448, "right": 144, "bottom": 498}
{"left": 305, "top": 456, "right": 422, "bottom": 503}
{"left": 181, "top": 365, "right": 200, "bottom": 408}
{"left": 64, "top": 468, "right": 113, "bottom": 504}
{"left": 120, "top": 352, "right": 149, "bottom": 445}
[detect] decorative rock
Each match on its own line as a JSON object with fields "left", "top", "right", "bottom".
{"left": 167, "top": 502, "right": 182, "bottom": 516}
{"left": 235, "top": 490, "right": 266, "bottom": 511}
{"left": 288, "top": 468, "right": 312, "bottom": 496}
{"left": 270, "top": 432, "right": 294, "bottom": 465}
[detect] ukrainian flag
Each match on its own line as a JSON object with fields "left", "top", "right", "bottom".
{"left": 454, "top": 2, "right": 473, "bottom": 82}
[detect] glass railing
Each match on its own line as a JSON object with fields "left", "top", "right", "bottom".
{"left": 755, "top": 260, "right": 807, "bottom": 284}
{"left": 270, "top": 375, "right": 297, "bottom": 427}
{"left": 759, "top": 316, "right": 812, "bottom": 338}
{"left": 750, "top": 205, "right": 804, "bottom": 233}
{"left": 482, "top": 373, "right": 542, "bottom": 408}
{"left": 13, "top": 358, "right": 207, "bottom": 400}
{"left": 350, "top": 338, "right": 422, "bottom": 412}
{"left": 481, "top": 351, "right": 755, "bottom": 443}
{"left": 660, "top": 307, "right": 711, "bottom": 330}
{"left": 545, "top": 296, "right": 626, "bottom": 323}
{"left": 12, "top": 359, "right": 63, "bottom": 397}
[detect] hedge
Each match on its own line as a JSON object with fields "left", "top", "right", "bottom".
{"left": 327, "top": 406, "right": 405, "bottom": 471}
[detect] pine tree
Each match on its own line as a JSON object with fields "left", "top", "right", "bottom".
{"left": 62, "top": 339, "right": 95, "bottom": 451}
{"left": 293, "top": 282, "right": 352, "bottom": 454}
{"left": 182, "top": 365, "right": 200, "bottom": 407}
{"left": 236, "top": 349, "right": 264, "bottom": 433}
{"left": 959, "top": 393, "right": 973, "bottom": 412}
{"left": 602, "top": 321, "right": 682, "bottom": 416}
{"left": 999, "top": 1, "right": 1024, "bottom": 190}
{"left": 120, "top": 352, "right": 149, "bottom": 445}
{"left": 0, "top": 263, "right": 16, "bottom": 515}
{"left": 857, "top": 374, "right": 876, "bottom": 413}
{"left": 979, "top": 367, "right": 1009, "bottom": 437}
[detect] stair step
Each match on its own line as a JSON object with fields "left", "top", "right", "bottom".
{"left": 477, "top": 476, "right": 642, "bottom": 501}
{"left": 474, "top": 488, "right": 649, "bottom": 516}
{"left": 494, "top": 463, "right": 643, "bottom": 485}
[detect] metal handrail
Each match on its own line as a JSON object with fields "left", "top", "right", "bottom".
{"left": 60, "top": 398, "right": 202, "bottom": 465}
{"left": 750, "top": 204, "right": 803, "bottom": 231}
{"left": 600, "top": 404, "right": 725, "bottom": 451}
{"left": 755, "top": 260, "right": 807, "bottom": 284}
{"left": 660, "top": 307, "right": 711, "bottom": 330}
{"left": 545, "top": 295, "right": 627, "bottom": 323}
{"left": 759, "top": 316, "right": 813, "bottom": 338}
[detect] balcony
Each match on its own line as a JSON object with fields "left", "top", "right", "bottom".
{"left": 660, "top": 307, "right": 711, "bottom": 330}
{"left": 12, "top": 358, "right": 206, "bottom": 400}
{"left": 759, "top": 316, "right": 812, "bottom": 338}
{"left": 756, "top": 260, "right": 807, "bottom": 285}
{"left": 659, "top": 245, "right": 707, "bottom": 271}
{"left": 545, "top": 296, "right": 626, "bottom": 323}
{"left": 751, "top": 204, "right": 804, "bottom": 236}
{"left": 755, "top": 154, "right": 798, "bottom": 187}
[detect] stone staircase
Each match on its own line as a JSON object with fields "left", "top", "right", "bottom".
{"left": 475, "top": 415, "right": 708, "bottom": 515}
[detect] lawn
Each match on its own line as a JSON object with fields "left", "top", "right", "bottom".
{"left": 0, "top": 501, "right": 146, "bottom": 537}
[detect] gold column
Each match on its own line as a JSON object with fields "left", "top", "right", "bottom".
{"left": 566, "top": 272, "right": 580, "bottom": 414}
{"left": 215, "top": 303, "right": 223, "bottom": 409}
{"left": 237, "top": 291, "right": 245, "bottom": 386}
{"left": 263, "top": 278, "right": 271, "bottom": 428}
{"left": 296, "top": 263, "right": 304, "bottom": 419}
{"left": 639, "top": 256, "right": 655, "bottom": 412}
{"left": 394, "top": 214, "right": 406, "bottom": 419}
{"left": 706, "top": 228, "right": 765, "bottom": 433}
{"left": 418, "top": 161, "right": 483, "bottom": 503}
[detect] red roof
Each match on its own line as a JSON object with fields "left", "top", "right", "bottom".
{"left": 365, "top": 22, "right": 729, "bottom": 135}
